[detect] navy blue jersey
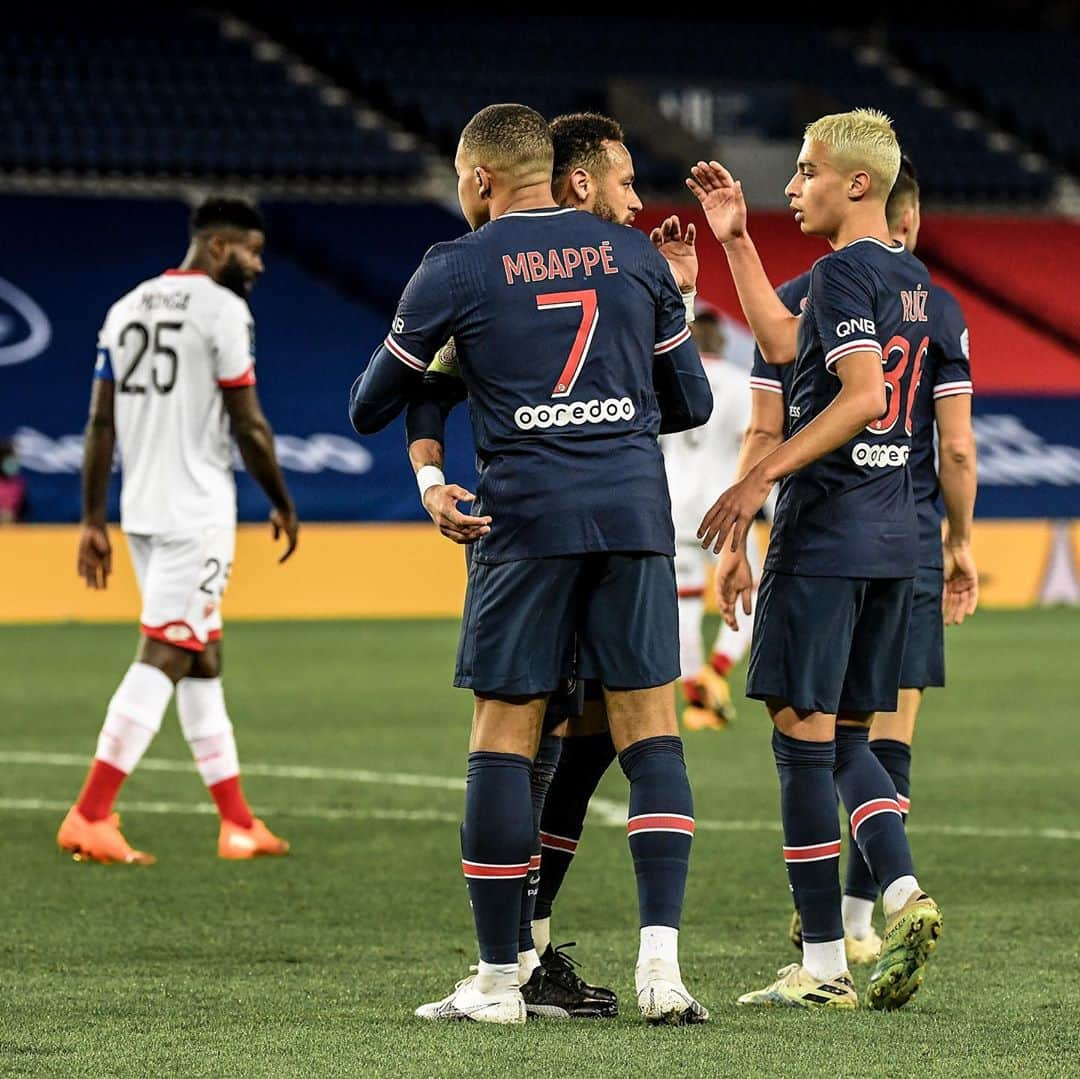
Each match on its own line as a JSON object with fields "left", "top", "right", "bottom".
{"left": 386, "top": 206, "right": 707, "bottom": 562}
{"left": 766, "top": 237, "right": 933, "bottom": 579}
{"left": 909, "top": 285, "right": 972, "bottom": 567}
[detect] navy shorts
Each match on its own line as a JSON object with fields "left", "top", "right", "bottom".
{"left": 899, "top": 566, "right": 945, "bottom": 690}
{"left": 455, "top": 553, "right": 679, "bottom": 697}
{"left": 746, "top": 571, "right": 914, "bottom": 715}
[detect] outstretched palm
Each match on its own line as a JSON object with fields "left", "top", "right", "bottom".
{"left": 686, "top": 161, "right": 747, "bottom": 245}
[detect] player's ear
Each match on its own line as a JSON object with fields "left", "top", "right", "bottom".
{"left": 569, "top": 167, "right": 591, "bottom": 205}
{"left": 847, "top": 169, "right": 871, "bottom": 201}
{"left": 475, "top": 167, "right": 493, "bottom": 201}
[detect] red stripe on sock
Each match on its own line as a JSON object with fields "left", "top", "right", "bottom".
{"left": 783, "top": 840, "right": 842, "bottom": 861}
{"left": 529, "top": 854, "right": 542, "bottom": 870}
{"left": 461, "top": 860, "right": 530, "bottom": 879}
{"left": 76, "top": 759, "right": 128, "bottom": 821}
{"left": 209, "top": 776, "right": 254, "bottom": 828}
{"left": 627, "top": 814, "right": 695, "bottom": 836}
{"left": 539, "top": 832, "right": 579, "bottom": 854}
{"left": 897, "top": 794, "right": 911, "bottom": 813}
{"left": 850, "top": 798, "right": 901, "bottom": 839}
{"left": 711, "top": 652, "right": 733, "bottom": 677}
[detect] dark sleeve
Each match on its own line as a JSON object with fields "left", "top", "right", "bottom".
{"left": 810, "top": 256, "right": 881, "bottom": 375}
{"left": 932, "top": 290, "right": 973, "bottom": 402}
{"left": 654, "top": 339, "right": 713, "bottom": 434}
{"left": 349, "top": 244, "right": 459, "bottom": 435}
{"left": 404, "top": 371, "right": 468, "bottom": 446}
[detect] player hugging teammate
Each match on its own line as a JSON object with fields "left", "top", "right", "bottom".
{"left": 349, "top": 102, "right": 977, "bottom": 1022}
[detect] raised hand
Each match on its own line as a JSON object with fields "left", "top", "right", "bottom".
{"left": 422, "top": 483, "right": 492, "bottom": 545}
{"left": 650, "top": 214, "right": 698, "bottom": 293}
{"left": 686, "top": 161, "right": 747, "bottom": 246}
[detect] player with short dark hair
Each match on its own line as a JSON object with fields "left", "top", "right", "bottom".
{"left": 720, "top": 156, "right": 977, "bottom": 966}
{"left": 690, "top": 109, "right": 943, "bottom": 1011}
{"left": 402, "top": 111, "right": 701, "bottom": 1021}
{"left": 59, "top": 196, "right": 298, "bottom": 864}
{"left": 350, "top": 103, "right": 712, "bottom": 1025}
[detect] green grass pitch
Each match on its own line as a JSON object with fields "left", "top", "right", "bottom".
{"left": 1, "top": 611, "right": 1078, "bottom": 1077}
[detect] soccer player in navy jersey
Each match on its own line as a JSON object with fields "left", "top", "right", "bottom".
{"left": 403, "top": 113, "right": 701, "bottom": 1020}
{"left": 689, "top": 109, "right": 943, "bottom": 1010}
{"left": 723, "top": 157, "right": 977, "bottom": 965}
{"left": 350, "top": 104, "right": 712, "bottom": 1025}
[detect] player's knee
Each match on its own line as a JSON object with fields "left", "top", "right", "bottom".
{"left": 136, "top": 638, "right": 194, "bottom": 683}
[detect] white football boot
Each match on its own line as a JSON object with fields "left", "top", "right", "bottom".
{"left": 635, "top": 959, "right": 709, "bottom": 1025}
{"left": 415, "top": 974, "right": 526, "bottom": 1025}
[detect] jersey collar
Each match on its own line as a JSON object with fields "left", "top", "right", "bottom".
{"left": 163, "top": 268, "right": 209, "bottom": 276}
{"left": 498, "top": 207, "right": 577, "bottom": 220}
{"left": 846, "top": 237, "right": 906, "bottom": 254}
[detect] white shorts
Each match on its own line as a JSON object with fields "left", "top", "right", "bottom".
{"left": 126, "top": 526, "right": 236, "bottom": 652}
{"left": 674, "top": 526, "right": 761, "bottom": 595}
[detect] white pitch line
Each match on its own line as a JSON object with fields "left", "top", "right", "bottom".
{"left": 0, "top": 797, "right": 458, "bottom": 824}
{"left": 3, "top": 751, "right": 1077, "bottom": 842}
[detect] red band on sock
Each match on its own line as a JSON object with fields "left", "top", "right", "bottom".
{"left": 209, "top": 776, "right": 254, "bottom": 828}
{"left": 76, "top": 759, "right": 128, "bottom": 822}
{"left": 711, "top": 652, "right": 733, "bottom": 677}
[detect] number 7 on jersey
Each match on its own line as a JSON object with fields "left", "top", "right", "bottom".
{"left": 536, "top": 289, "right": 598, "bottom": 398}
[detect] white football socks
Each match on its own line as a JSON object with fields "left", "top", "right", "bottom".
{"left": 517, "top": 948, "right": 540, "bottom": 985}
{"left": 177, "top": 677, "right": 239, "bottom": 786}
{"left": 94, "top": 663, "right": 173, "bottom": 774}
{"left": 677, "top": 595, "right": 705, "bottom": 676}
{"left": 474, "top": 961, "right": 519, "bottom": 995}
{"left": 531, "top": 916, "right": 551, "bottom": 956}
{"left": 883, "top": 875, "right": 921, "bottom": 917}
{"left": 803, "top": 938, "right": 847, "bottom": 981}
{"left": 636, "top": 925, "right": 681, "bottom": 989}
{"left": 842, "top": 895, "right": 876, "bottom": 940}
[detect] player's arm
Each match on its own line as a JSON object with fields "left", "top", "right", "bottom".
{"left": 222, "top": 386, "right": 298, "bottom": 562}
{"left": 77, "top": 374, "right": 115, "bottom": 589}
{"left": 687, "top": 162, "right": 798, "bottom": 365}
{"left": 348, "top": 343, "right": 424, "bottom": 435}
{"left": 404, "top": 343, "right": 490, "bottom": 544}
{"left": 650, "top": 244, "right": 713, "bottom": 433}
{"left": 936, "top": 392, "right": 978, "bottom": 625}
{"left": 715, "top": 381, "right": 786, "bottom": 630}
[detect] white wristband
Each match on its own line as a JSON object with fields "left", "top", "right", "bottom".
{"left": 416, "top": 465, "right": 445, "bottom": 500}
{"left": 682, "top": 288, "right": 697, "bottom": 324}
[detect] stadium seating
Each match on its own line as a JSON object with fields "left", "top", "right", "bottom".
{"left": 0, "top": 5, "right": 425, "bottom": 180}
{"left": 890, "top": 28, "right": 1080, "bottom": 173}
{"left": 244, "top": 11, "right": 1054, "bottom": 203}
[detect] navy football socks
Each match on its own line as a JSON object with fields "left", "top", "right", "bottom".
{"left": 461, "top": 751, "right": 535, "bottom": 965}
{"left": 518, "top": 734, "right": 562, "bottom": 953}
{"left": 834, "top": 726, "right": 915, "bottom": 896}
{"left": 534, "top": 731, "right": 616, "bottom": 921}
{"left": 844, "top": 738, "right": 912, "bottom": 902}
{"left": 618, "top": 735, "right": 694, "bottom": 928}
{"left": 773, "top": 729, "right": 844, "bottom": 944}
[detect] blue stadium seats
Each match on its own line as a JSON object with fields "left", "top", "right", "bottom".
{"left": 0, "top": 5, "right": 425, "bottom": 181}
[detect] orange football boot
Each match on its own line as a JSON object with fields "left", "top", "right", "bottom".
{"left": 56, "top": 807, "right": 156, "bottom": 865}
{"left": 218, "top": 817, "right": 290, "bottom": 859}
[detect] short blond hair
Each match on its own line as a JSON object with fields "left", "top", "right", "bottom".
{"left": 805, "top": 108, "right": 901, "bottom": 199}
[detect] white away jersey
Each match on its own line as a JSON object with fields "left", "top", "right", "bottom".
{"left": 660, "top": 355, "right": 751, "bottom": 537}
{"left": 94, "top": 269, "right": 255, "bottom": 534}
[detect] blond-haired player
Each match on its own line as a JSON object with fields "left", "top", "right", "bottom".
{"left": 59, "top": 198, "right": 297, "bottom": 865}
{"left": 689, "top": 109, "right": 943, "bottom": 1010}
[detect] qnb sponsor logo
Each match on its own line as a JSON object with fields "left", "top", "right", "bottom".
{"left": 852, "top": 442, "right": 910, "bottom": 468}
{"left": 0, "top": 277, "right": 52, "bottom": 367}
{"left": 974, "top": 415, "right": 1080, "bottom": 486}
{"left": 835, "top": 317, "right": 875, "bottom": 338}
{"left": 514, "top": 397, "right": 635, "bottom": 431}
{"left": 13, "top": 427, "right": 373, "bottom": 475}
